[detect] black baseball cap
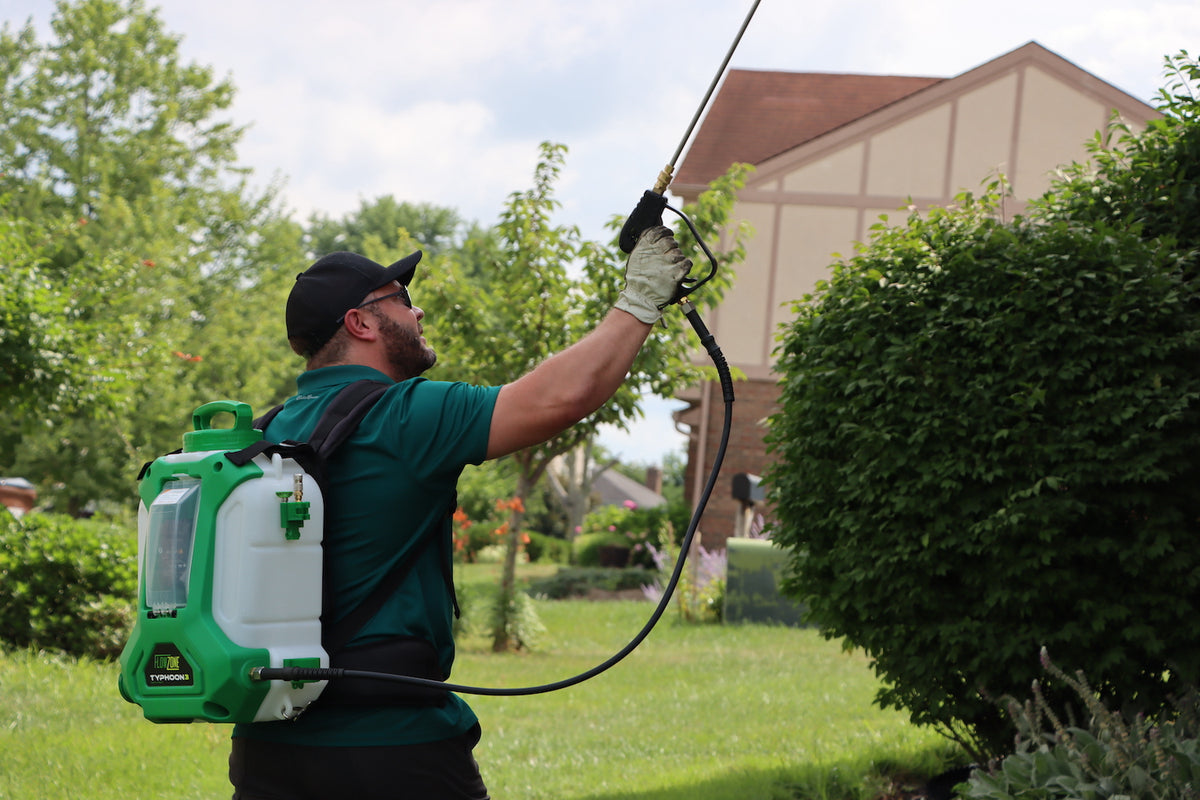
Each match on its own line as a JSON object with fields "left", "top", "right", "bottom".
{"left": 286, "top": 250, "right": 422, "bottom": 350}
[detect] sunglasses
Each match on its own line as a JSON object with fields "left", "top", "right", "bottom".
{"left": 337, "top": 286, "right": 411, "bottom": 324}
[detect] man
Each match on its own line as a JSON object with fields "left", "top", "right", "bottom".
{"left": 228, "top": 226, "right": 692, "bottom": 799}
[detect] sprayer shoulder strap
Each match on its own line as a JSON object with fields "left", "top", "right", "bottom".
{"left": 304, "top": 379, "right": 391, "bottom": 457}
{"left": 228, "top": 380, "right": 390, "bottom": 476}
{"left": 246, "top": 378, "right": 391, "bottom": 456}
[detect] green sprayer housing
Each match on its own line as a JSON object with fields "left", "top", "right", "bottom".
{"left": 118, "top": 401, "right": 328, "bottom": 723}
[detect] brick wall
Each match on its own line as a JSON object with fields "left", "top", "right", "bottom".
{"left": 683, "top": 377, "right": 780, "bottom": 551}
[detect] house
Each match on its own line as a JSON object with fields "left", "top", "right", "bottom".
{"left": 669, "top": 42, "right": 1160, "bottom": 549}
{"left": 591, "top": 466, "right": 666, "bottom": 510}
{"left": 0, "top": 477, "right": 37, "bottom": 518}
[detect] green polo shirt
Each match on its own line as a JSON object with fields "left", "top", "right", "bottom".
{"left": 232, "top": 365, "right": 500, "bottom": 746}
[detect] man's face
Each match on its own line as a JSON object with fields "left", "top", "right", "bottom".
{"left": 363, "top": 283, "right": 436, "bottom": 378}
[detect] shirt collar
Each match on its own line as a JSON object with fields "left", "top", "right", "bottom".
{"left": 296, "top": 364, "right": 395, "bottom": 394}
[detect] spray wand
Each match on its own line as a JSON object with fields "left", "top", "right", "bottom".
{"left": 619, "top": 0, "right": 762, "bottom": 270}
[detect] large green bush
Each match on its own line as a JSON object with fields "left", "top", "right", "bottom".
{"left": 766, "top": 54, "right": 1200, "bottom": 761}
{"left": 0, "top": 512, "right": 137, "bottom": 658}
{"left": 572, "top": 530, "right": 633, "bottom": 567}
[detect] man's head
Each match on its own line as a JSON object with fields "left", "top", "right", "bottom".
{"left": 286, "top": 250, "right": 422, "bottom": 359}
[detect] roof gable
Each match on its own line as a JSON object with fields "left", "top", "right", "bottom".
{"left": 674, "top": 42, "right": 1159, "bottom": 193}
{"left": 673, "top": 69, "right": 942, "bottom": 187}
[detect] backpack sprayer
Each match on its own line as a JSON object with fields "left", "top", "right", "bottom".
{"left": 118, "top": 401, "right": 331, "bottom": 723}
{"left": 118, "top": 0, "right": 761, "bottom": 718}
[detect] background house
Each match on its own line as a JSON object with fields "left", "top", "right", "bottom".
{"left": 591, "top": 467, "right": 666, "bottom": 510}
{"left": 0, "top": 477, "right": 37, "bottom": 518}
{"left": 669, "top": 42, "right": 1160, "bottom": 549}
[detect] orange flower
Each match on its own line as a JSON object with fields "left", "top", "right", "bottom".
{"left": 494, "top": 496, "right": 525, "bottom": 513}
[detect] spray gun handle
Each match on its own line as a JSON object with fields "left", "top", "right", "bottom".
{"left": 618, "top": 190, "right": 669, "bottom": 254}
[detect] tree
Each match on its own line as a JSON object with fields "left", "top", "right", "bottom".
{"left": 0, "top": 209, "right": 122, "bottom": 415}
{"left": 305, "top": 196, "right": 465, "bottom": 260}
{"left": 544, "top": 441, "right": 614, "bottom": 552}
{"left": 766, "top": 53, "right": 1200, "bottom": 761}
{"left": 422, "top": 142, "right": 750, "bottom": 650}
{"left": 0, "top": 0, "right": 301, "bottom": 512}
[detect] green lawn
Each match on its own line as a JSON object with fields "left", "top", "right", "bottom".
{"left": 1, "top": 566, "right": 959, "bottom": 799}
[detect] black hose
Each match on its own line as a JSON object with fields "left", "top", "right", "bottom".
{"left": 254, "top": 302, "right": 736, "bottom": 697}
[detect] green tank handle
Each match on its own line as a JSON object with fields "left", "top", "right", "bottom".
{"left": 193, "top": 400, "right": 254, "bottom": 432}
{"left": 183, "top": 401, "right": 262, "bottom": 453}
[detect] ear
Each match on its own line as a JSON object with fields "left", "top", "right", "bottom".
{"left": 341, "top": 307, "right": 380, "bottom": 343}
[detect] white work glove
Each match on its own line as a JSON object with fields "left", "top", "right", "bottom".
{"left": 615, "top": 226, "right": 693, "bottom": 324}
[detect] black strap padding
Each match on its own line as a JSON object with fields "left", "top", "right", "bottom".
{"left": 138, "top": 448, "right": 180, "bottom": 481}
{"left": 251, "top": 403, "right": 285, "bottom": 432}
{"left": 228, "top": 380, "right": 389, "bottom": 486}
{"left": 304, "top": 380, "right": 390, "bottom": 456}
{"left": 322, "top": 527, "right": 440, "bottom": 655}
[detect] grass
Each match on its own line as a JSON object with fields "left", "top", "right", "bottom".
{"left": 0, "top": 564, "right": 961, "bottom": 800}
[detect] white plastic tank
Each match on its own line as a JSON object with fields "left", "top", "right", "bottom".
{"left": 210, "top": 451, "right": 328, "bottom": 720}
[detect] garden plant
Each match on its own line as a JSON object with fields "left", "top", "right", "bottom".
{"left": 964, "top": 649, "right": 1200, "bottom": 800}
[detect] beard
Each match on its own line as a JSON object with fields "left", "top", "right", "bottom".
{"left": 373, "top": 310, "right": 437, "bottom": 379}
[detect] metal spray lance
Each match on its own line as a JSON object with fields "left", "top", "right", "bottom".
{"left": 617, "top": 0, "right": 764, "bottom": 308}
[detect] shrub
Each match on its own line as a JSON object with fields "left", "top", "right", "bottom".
{"left": 448, "top": 578, "right": 547, "bottom": 652}
{"left": 486, "top": 588, "right": 546, "bottom": 652}
{"left": 524, "top": 531, "right": 569, "bottom": 564}
{"left": 452, "top": 581, "right": 546, "bottom": 651}
{"left": 963, "top": 649, "right": 1200, "bottom": 800}
{"left": 454, "top": 504, "right": 539, "bottom": 564}
{"left": 452, "top": 518, "right": 505, "bottom": 563}
{"left": 526, "top": 567, "right": 657, "bottom": 599}
{"left": 766, "top": 53, "right": 1200, "bottom": 761}
{"left": 0, "top": 511, "right": 137, "bottom": 658}
{"left": 575, "top": 502, "right": 674, "bottom": 569}
{"left": 572, "top": 531, "right": 631, "bottom": 567}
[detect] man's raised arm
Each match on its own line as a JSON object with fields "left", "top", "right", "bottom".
{"left": 486, "top": 227, "right": 691, "bottom": 460}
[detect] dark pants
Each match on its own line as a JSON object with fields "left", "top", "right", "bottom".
{"left": 229, "top": 724, "right": 490, "bottom": 800}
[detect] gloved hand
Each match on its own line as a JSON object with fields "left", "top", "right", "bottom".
{"left": 615, "top": 226, "right": 693, "bottom": 324}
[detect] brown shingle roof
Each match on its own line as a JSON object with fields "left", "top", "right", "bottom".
{"left": 673, "top": 69, "right": 943, "bottom": 188}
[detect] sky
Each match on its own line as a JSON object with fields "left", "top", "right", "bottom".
{"left": 4, "top": 0, "right": 1199, "bottom": 465}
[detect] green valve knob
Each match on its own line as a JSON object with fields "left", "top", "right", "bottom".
{"left": 279, "top": 500, "right": 310, "bottom": 541}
